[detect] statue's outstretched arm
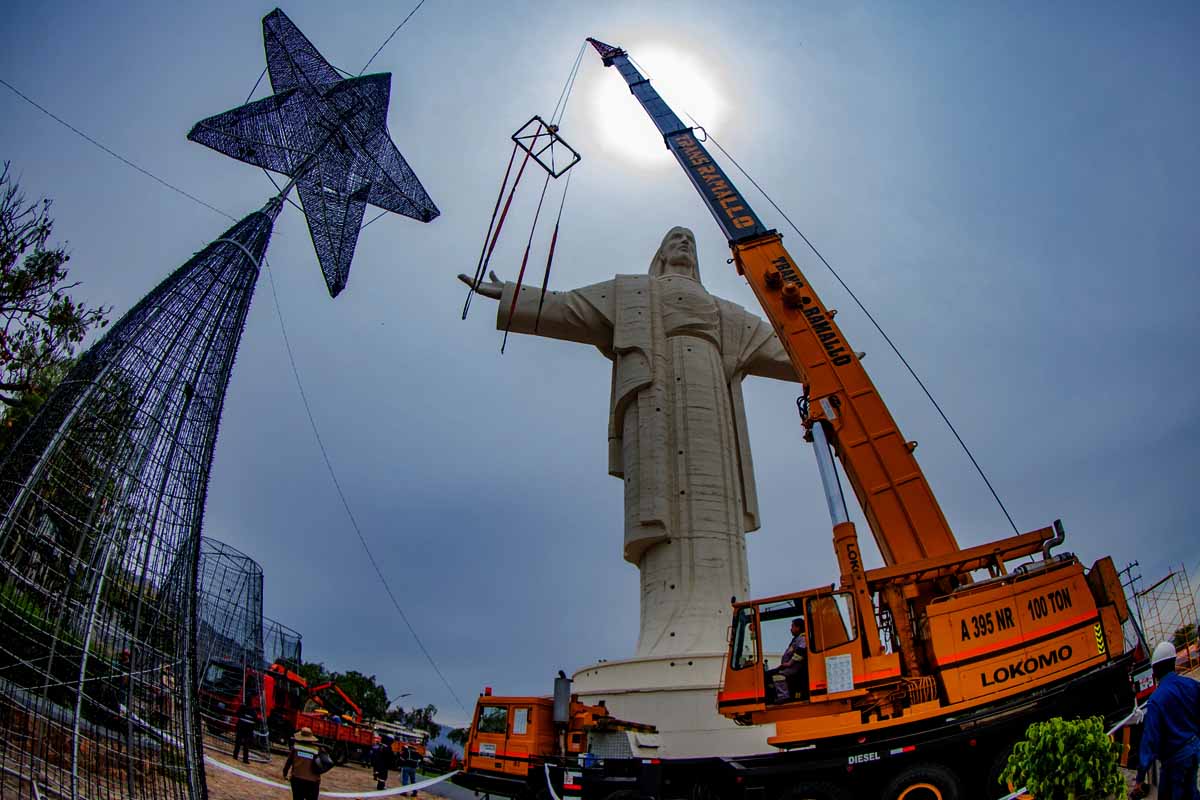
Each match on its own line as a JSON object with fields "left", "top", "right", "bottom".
{"left": 457, "top": 270, "right": 503, "bottom": 299}
{"left": 741, "top": 316, "right": 801, "bottom": 383}
{"left": 458, "top": 272, "right": 615, "bottom": 348}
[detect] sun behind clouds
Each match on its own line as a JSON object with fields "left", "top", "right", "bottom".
{"left": 588, "top": 43, "right": 727, "bottom": 169}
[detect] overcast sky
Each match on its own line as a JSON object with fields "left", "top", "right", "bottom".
{"left": 2, "top": 1, "right": 1197, "bottom": 726}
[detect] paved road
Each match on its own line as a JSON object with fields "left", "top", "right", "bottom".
{"left": 425, "top": 776, "right": 492, "bottom": 800}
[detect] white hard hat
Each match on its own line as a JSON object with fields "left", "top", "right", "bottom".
{"left": 1151, "top": 641, "right": 1177, "bottom": 666}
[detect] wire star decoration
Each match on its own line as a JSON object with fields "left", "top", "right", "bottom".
{"left": 188, "top": 8, "right": 439, "bottom": 297}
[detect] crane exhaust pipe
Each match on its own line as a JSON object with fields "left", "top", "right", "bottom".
{"left": 553, "top": 671, "right": 572, "bottom": 724}
{"left": 1042, "top": 519, "right": 1067, "bottom": 560}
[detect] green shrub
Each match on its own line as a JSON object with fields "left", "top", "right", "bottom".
{"left": 1000, "top": 716, "right": 1124, "bottom": 799}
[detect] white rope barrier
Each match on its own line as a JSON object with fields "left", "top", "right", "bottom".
{"left": 204, "top": 755, "right": 458, "bottom": 797}
{"left": 544, "top": 763, "right": 563, "bottom": 800}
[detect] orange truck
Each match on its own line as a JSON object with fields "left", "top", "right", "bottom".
{"left": 454, "top": 677, "right": 660, "bottom": 800}
{"left": 454, "top": 38, "right": 1145, "bottom": 800}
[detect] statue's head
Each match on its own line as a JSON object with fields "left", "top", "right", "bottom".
{"left": 650, "top": 226, "right": 700, "bottom": 281}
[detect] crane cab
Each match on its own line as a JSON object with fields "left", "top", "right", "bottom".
{"left": 720, "top": 587, "right": 903, "bottom": 726}
{"left": 718, "top": 528, "right": 1136, "bottom": 748}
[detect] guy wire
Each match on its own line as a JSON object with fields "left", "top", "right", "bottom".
{"left": 688, "top": 113, "right": 1020, "bottom": 536}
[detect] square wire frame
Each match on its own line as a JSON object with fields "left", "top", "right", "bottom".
{"left": 511, "top": 115, "right": 581, "bottom": 178}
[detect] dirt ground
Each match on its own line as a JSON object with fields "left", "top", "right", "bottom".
{"left": 204, "top": 748, "right": 450, "bottom": 800}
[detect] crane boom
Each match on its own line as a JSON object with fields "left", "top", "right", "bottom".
{"left": 586, "top": 38, "right": 960, "bottom": 572}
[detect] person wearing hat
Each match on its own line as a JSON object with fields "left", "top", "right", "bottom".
{"left": 766, "top": 617, "right": 808, "bottom": 703}
{"left": 283, "top": 727, "right": 325, "bottom": 800}
{"left": 1132, "top": 641, "right": 1200, "bottom": 800}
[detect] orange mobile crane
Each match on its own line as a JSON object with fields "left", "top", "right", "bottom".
{"left": 457, "top": 39, "right": 1141, "bottom": 800}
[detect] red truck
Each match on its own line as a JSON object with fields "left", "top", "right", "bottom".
{"left": 259, "top": 662, "right": 376, "bottom": 764}
{"left": 197, "top": 658, "right": 264, "bottom": 736}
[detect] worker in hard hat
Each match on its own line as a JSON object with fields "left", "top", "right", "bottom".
{"left": 1132, "top": 641, "right": 1200, "bottom": 800}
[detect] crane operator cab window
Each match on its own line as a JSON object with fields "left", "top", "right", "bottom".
{"left": 757, "top": 600, "right": 810, "bottom": 704}
{"left": 806, "top": 592, "right": 857, "bottom": 653}
{"left": 730, "top": 606, "right": 759, "bottom": 671}
{"left": 732, "top": 593, "right": 861, "bottom": 705}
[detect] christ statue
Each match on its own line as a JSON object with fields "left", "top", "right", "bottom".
{"left": 461, "top": 227, "right": 798, "bottom": 657}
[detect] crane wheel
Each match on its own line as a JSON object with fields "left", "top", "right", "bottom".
{"left": 330, "top": 741, "right": 349, "bottom": 766}
{"left": 782, "top": 781, "right": 850, "bottom": 800}
{"left": 983, "top": 742, "right": 1018, "bottom": 796}
{"left": 881, "top": 763, "right": 960, "bottom": 800}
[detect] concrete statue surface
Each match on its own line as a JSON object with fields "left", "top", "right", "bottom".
{"left": 462, "top": 227, "right": 798, "bottom": 756}
{"left": 464, "top": 226, "right": 797, "bottom": 656}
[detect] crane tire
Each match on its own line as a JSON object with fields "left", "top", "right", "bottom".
{"left": 330, "top": 741, "right": 349, "bottom": 766}
{"left": 984, "top": 742, "right": 1018, "bottom": 797}
{"left": 881, "top": 763, "right": 961, "bottom": 800}
{"left": 781, "top": 781, "right": 850, "bottom": 800}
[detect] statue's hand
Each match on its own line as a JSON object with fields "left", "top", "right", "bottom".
{"left": 457, "top": 270, "right": 504, "bottom": 300}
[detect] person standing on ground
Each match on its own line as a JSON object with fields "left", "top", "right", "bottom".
{"left": 232, "top": 703, "right": 259, "bottom": 763}
{"left": 1132, "top": 642, "right": 1200, "bottom": 800}
{"left": 372, "top": 734, "right": 393, "bottom": 790}
{"left": 283, "top": 727, "right": 324, "bottom": 800}
{"left": 400, "top": 743, "right": 418, "bottom": 792}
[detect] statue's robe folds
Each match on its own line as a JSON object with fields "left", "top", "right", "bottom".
{"left": 499, "top": 274, "right": 797, "bottom": 656}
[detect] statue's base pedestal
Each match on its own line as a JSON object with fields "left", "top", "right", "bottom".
{"left": 572, "top": 653, "right": 773, "bottom": 758}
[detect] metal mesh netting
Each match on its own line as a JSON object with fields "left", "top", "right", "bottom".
{"left": 195, "top": 538, "right": 269, "bottom": 760}
{"left": 0, "top": 200, "right": 280, "bottom": 800}
{"left": 264, "top": 617, "right": 302, "bottom": 669}
{"left": 188, "top": 8, "right": 440, "bottom": 298}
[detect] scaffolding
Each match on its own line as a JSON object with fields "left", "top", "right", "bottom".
{"left": 1135, "top": 565, "right": 1200, "bottom": 671}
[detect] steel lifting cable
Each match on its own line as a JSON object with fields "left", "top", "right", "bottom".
{"left": 551, "top": 42, "right": 587, "bottom": 127}
{"left": 465, "top": 42, "right": 585, "bottom": 335}
{"left": 534, "top": 169, "right": 573, "bottom": 333}
{"left": 501, "top": 169, "right": 554, "bottom": 352}
{"left": 528, "top": 42, "right": 587, "bottom": 333}
{"left": 465, "top": 138, "right": 538, "bottom": 322}
{"left": 462, "top": 142, "right": 522, "bottom": 319}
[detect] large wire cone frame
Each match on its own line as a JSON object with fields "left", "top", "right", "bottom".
{"left": 0, "top": 7, "right": 441, "bottom": 797}
{"left": 0, "top": 202, "right": 279, "bottom": 799}
{"left": 188, "top": 8, "right": 440, "bottom": 298}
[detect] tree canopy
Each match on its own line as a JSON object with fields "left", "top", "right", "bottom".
{"left": 0, "top": 162, "right": 109, "bottom": 446}
{"left": 331, "top": 669, "right": 389, "bottom": 720}
{"left": 388, "top": 703, "right": 441, "bottom": 740}
{"left": 294, "top": 660, "right": 403, "bottom": 722}
{"left": 303, "top": 657, "right": 443, "bottom": 737}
